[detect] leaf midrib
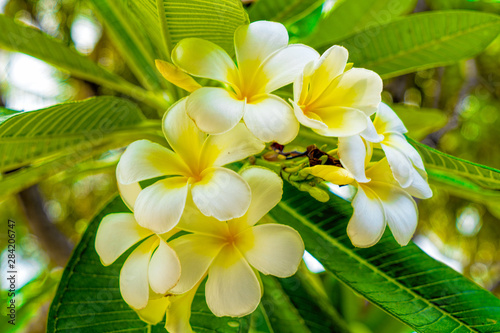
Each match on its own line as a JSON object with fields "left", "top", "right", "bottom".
{"left": 277, "top": 200, "right": 475, "bottom": 332}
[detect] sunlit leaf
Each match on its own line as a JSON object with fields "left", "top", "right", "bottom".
{"left": 324, "top": 11, "right": 500, "bottom": 79}
{"left": 391, "top": 105, "right": 448, "bottom": 141}
{"left": 269, "top": 183, "right": 500, "bottom": 332}
{"left": 248, "top": 0, "right": 324, "bottom": 24}
{"left": 306, "top": 0, "right": 416, "bottom": 47}
{"left": 47, "top": 197, "right": 250, "bottom": 332}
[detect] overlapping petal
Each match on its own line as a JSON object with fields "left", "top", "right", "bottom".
{"left": 169, "top": 234, "right": 225, "bottom": 294}
{"left": 95, "top": 213, "right": 153, "bottom": 266}
{"left": 148, "top": 238, "right": 181, "bottom": 294}
{"left": 243, "top": 94, "right": 299, "bottom": 144}
{"left": 120, "top": 237, "right": 157, "bottom": 309}
{"left": 338, "top": 135, "right": 370, "bottom": 182}
{"left": 136, "top": 296, "right": 169, "bottom": 325}
{"left": 116, "top": 140, "right": 188, "bottom": 184}
{"left": 238, "top": 224, "right": 304, "bottom": 277}
{"left": 347, "top": 186, "right": 386, "bottom": 247}
{"left": 191, "top": 167, "right": 251, "bottom": 221}
{"left": 116, "top": 177, "right": 141, "bottom": 210}
{"left": 134, "top": 177, "right": 189, "bottom": 234}
{"left": 200, "top": 123, "right": 264, "bottom": 168}
{"left": 163, "top": 98, "right": 206, "bottom": 170}
{"left": 171, "top": 38, "right": 238, "bottom": 85}
{"left": 311, "top": 106, "right": 371, "bottom": 137}
{"left": 374, "top": 102, "right": 407, "bottom": 134}
{"left": 186, "top": 87, "right": 245, "bottom": 135}
{"left": 165, "top": 284, "right": 200, "bottom": 333}
{"left": 206, "top": 244, "right": 261, "bottom": 317}
{"left": 304, "top": 165, "right": 354, "bottom": 185}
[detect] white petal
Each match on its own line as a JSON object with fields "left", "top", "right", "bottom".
{"left": 136, "top": 296, "right": 169, "bottom": 325}
{"left": 317, "top": 68, "right": 383, "bottom": 116}
{"left": 116, "top": 140, "right": 188, "bottom": 184}
{"left": 186, "top": 87, "right": 245, "bottom": 135}
{"left": 163, "top": 98, "right": 206, "bottom": 169}
{"left": 134, "top": 177, "right": 189, "bottom": 234}
{"left": 405, "top": 168, "right": 433, "bottom": 199}
{"left": 260, "top": 44, "right": 319, "bottom": 93}
{"left": 148, "top": 238, "right": 181, "bottom": 294}
{"left": 120, "top": 237, "right": 157, "bottom": 309}
{"left": 360, "top": 116, "right": 384, "bottom": 143}
{"left": 95, "top": 213, "right": 153, "bottom": 266}
{"left": 374, "top": 103, "right": 407, "bottom": 134}
{"left": 243, "top": 94, "right": 299, "bottom": 144}
{"left": 169, "top": 234, "right": 225, "bottom": 294}
{"left": 206, "top": 245, "right": 261, "bottom": 317}
{"left": 311, "top": 106, "right": 370, "bottom": 138}
{"left": 238, "top": 224, "right": 304, "bottom": 277}
{"left": 307, "top": 45, "right": 348, "bottom": 101}
{"left": 338, "top": 135, "right": 370, "bottom": 182}
{"left": 235, "top": 21, "right": 289, "bottom": 81}
{"left": 171, "top": 38, "right": 238, "bottom": 85}
{"left": 165, "top": 286, "right": 199, "bottom": 333}
{"left": 369, "top": 181, "right": 418, "bottom": 246}
{"left": 117, "top": 179, "right": 141, "bottom": 211}
{"left": 201, "top": 123, "right": 265, "bottom": 168}
{"left": 239, "top": 167, "right": 283, "bottom": 226}
{"left": 347, "top": 186, "right": 386, "bottom": 247}
{"left": 381, "top": 141, "right": 414, "bottom": 188}
{"left": 293, "top": 60, "right": 315, "bottom": 103}
{"left": 191, "top": 167, "right": 251, "bottom": 221}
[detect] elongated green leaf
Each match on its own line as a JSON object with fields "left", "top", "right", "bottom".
{"left": 410, "top": 138, "right": 500, "bottom": 190}
{"left": 0, "top": 15, "right": 161, "bottom": 106}
{"left": 89, "top": 0, "right": 166, "bottom": 91}
{"left": 0, "top": 97, "right": 156, "bottom": 173}
{"left": 307, "top": 0, "right": 416, "bottom": 47}
{"left": 159, "top": 0, "right": 249, "bottom": 55}
{"left": 248, "top": 0, "right": 324, "bottom": 24}
{"left": 329, "top": 11, "right": 500, "bottom": 79}
{"left": 269, "top": 183, "right": 500, "bottom": 332}
{"left": 47, "top": 197, "right": 250, "bottom": 332}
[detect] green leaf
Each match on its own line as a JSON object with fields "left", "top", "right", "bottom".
{"left": 0, "top": 15, "right": 162, "bottom": 107}
{"left": 248, "top": 0, "right": 324, "bottom": 24}
{"left": 269, "top": 183, "right": 500, "bottom": 332}
{"left": 158, "top": 0, "right": 249, "bottom": 55}
{"left": 391, "top": 105, "right": 448, "bottom": 141}
{"left": 410, "top": 138, "right": 500, "bottom": 190}
{"left": 328, "top": 11, "right": 500, "bottom": 79}
{"left": 0, "top": 97, "right": 156, "bottom": 173}
{"left": 89, "top": 0, "right": 166, "bottom": 92}
{"left": 47, "top": 196, "right": 250, "bottom": 332}
{"left": 306, "top": 0, "right": 416, "bottom": 47}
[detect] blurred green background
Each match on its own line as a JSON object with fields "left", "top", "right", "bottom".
{"left": 1, "top": 0, "right": 500, "bottom": 332}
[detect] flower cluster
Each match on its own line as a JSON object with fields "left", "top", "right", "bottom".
{"left": 95, "top": 20, "right": 432, "bottom": 332}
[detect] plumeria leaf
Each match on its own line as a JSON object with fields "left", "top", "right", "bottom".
{"left": 0, "top": 97, "right": 161, "bottom": 199}
{"left": 47, "top": 196, "right": 251, "bottom": 333}
{"left": 158, "top": 0, "right": 249, "bottom": 55}
{"left": 0, "top": 15, "right": 162, "bottom": 107}
{"left": 306, "top": 0, "right": 416, "bottom": 47}
{"left": 248, "top": 0, "right": 324, "bottom": 25}
{"left": 410, "top": 138, "right": 500, "bottom": 190}
{"left": 391, "top": 105, "right": 448, "bottom": 141}
{"left": 320, "top": 11, "right": 500, "bottom": 79}
{"left": 268, "top": 183, "right": 500, "bottom": 332}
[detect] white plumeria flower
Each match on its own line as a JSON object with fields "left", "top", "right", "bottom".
{"left": 135, "top": 281, "right": 201, "bottom": 333}
{"left": 95, "top": 213, "right": 181, "bottom": 310}
{"left": 167, "top": 167, "right": 304, "bottom": 317}
{"left": 116, "top": 98, "right": 265, "bottom": 233}
{"left": 292, "top": 45, "right": 383, "bottom": 137}
{"left": 338, "top": 103, "right": 433, "bottom": 198}
{"left": 171, "top": 20, "right": 319, "bottom": 144}
{"left": 346, "top": 158, "right": 430, "bottom": 247}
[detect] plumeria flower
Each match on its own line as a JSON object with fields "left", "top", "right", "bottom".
{"left": 292, "top": 45, "right": 383, "bottom": 138}
{"left": 171, "top": 20, "right": 319, "bottom": 144}
{"left": 346, "top": 158, "right": 431, "bottom": 247}
{"left": 338, "top": 103, "right": 433, "bottom": 198}
{"left": 116, "top": 98, "right": 265, "bottom": 233}
{"left": 167, "top": 167, "right": 304, "bottom": 317}
{"left": 95, "top": 213, "right": 181, "bottom": 310}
